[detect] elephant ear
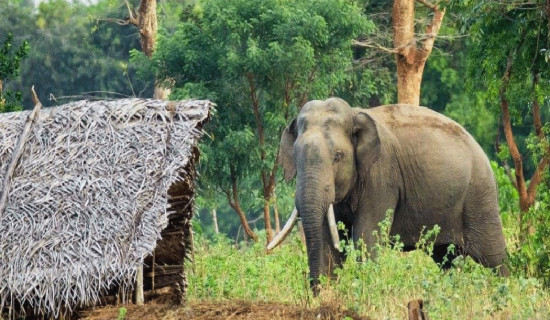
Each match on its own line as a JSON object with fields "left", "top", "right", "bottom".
{"left": 353, "top": 111, "right": 381, "bottom": 175}
{"left": 278, "top": 119, "right": 297, "bottom": 182}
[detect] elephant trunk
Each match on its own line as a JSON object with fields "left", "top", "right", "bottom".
{"left": 295, "top": 137, "right": 334, "bottom": 294}
{"left": 296, "top": 176, "right": 325, "bottom": 293}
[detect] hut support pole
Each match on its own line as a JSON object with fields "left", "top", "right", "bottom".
{"left": 135, "top": 265, "right": 144, "bottom": 305}
{"left": 151, "top": 252, "right": 155, "bottom": 292}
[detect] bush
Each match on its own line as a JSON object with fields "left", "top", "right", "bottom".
{"left": 492, "top": 161, "right": 550, "bottom": 287}
{"left": 188, "top": 216, "right": 550, "bottom": 318}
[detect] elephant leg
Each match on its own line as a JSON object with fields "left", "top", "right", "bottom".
{"left": 462, "top": 190, "right": 509, "bottom": 276}
{"left": 431, "top": 244, "right": 460, "bottom": 269}
{"left": 351, "top": 194, "right": 398, "bottom": 260}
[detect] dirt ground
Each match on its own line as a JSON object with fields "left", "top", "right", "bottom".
{"left": 79, "top": 300, "right": 371, "bottom": 320}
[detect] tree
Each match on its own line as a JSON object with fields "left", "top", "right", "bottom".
{"left": 146, "top": 0, "right": 369, "bottom": 244}
{"left": 0, "top": 0, "right": 152, "bottom": 108}
{"left": 392, "top": 0, "right": 446, "bottom": 105}
{"left": 462, "top": 0, "right": 550, "bottom": 239}
{"left": 352, "top": 0, "right": 447, "bottom": 106}
{"left": 112, "top": 0, "right": 178, "bottom": 99}
{"left": 0, "top": 32, "right": 29, "bottom": 112}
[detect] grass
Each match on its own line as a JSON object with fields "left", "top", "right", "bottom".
{"left": 186, "top": 228, "right": 550, "bottom": 319}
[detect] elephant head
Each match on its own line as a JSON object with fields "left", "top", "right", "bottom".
{"left": 275, "top": 97, "right": 380, "bottom": 292}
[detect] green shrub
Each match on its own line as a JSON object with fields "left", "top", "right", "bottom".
{"left": 188, "top": 220, "right": 550, "bottom": 318}
{"left": 492, "top": 161, "right": 550, "bottom": 287}
{"left": 508, "top": 187, "right": 550, "bottom": 287}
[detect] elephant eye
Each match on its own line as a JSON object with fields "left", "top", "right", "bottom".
{"left": 333, "top": 150, "right": 344, "bottom": 164}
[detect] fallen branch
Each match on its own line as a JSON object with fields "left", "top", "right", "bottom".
{"left": 0, "top": 86, "right": 43, "bottom": 216}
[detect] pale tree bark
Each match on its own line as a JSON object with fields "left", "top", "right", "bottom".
{"left": 122, "top": 0, "right": 170, "bottom": 99}
{"left": 211, "top": 208, "right": 219, "bottom": 234}
{"left": 392, "top": 0, "right": 446, "bottom": 105}
{"left": 0, "top": 80, "right": 4, "bottom": 108}
{"left": 273, "top": 192, "right": 281, "bottom": 234}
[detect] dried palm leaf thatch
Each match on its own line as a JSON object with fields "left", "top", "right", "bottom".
{"left": 0, "top": 98, "right": 212, "bottom": 318}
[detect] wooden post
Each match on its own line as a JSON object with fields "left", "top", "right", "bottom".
{"left": 151, "top": 252, "right": 156, "bottom": 292}
{"left": 135, "top": 265, "right": 144, "bottom": 305}
{"left": 408, "top": 299, "right": 429, "bottom": 320}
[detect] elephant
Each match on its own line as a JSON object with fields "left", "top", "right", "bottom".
{"left": 268, "top": 97, "right": 509, "bottom": 294}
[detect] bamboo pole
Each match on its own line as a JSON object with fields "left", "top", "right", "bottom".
{"left": 0, "top": 86, "right": 42, "bottom": 215}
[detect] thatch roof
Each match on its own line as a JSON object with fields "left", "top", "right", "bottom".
{"left": 0, "top": 99, "right": 211, "bottom": 317}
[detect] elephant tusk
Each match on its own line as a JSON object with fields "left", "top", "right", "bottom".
{"left": 327, "top": 204, "right": 340, "bottom": 251}
{"left": 267, "top": 207, "right": 298, "bottom": 250}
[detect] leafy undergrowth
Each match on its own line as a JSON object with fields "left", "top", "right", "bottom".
{"left": 183, "top": 231, "right": 550, "bottom": 319}
{"left": 82, "top": 220, "right": 550, "bottom": 320}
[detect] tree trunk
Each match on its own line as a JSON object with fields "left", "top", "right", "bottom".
{"left": 135, "top": 265, "right": 144, "bottom": 305}
{"left": 274, "top": 199, "right": 281, "bottom": 233}
{"left": 499, "top": 44, "right": 550, "bottom": 242}
{"left": 247, "top": 73, "right": 277, "bottom": 243}
{"left": 124, "top": 0, "right": 170, "bottom": 99}
{"left": 227, "top": 167, "right": 258, "bottom": 242}
{"left": 0, "top": 79, "right": 4, "bottom": 111}
{"left": 392, "top": 0, "right": 445, "bottom": 105}
{"left": 263, "top": 200, "right": 274, "bottom": 243}
{"left": 212, "top": 208, "right": 219, "bottom": 234}
{"left": 137, "top": 0, "right": 157, "bottom": 58}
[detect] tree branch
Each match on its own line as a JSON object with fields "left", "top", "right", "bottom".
{"left": 525, "top": 68, "right": 549, "bottom": 204}
{"left": 500, "top": 42, "right": 529, "bottom": 209}
{"left": 0, "top": 87, "right": 43, "bottom": 215}
{"left": 495, "top": 115, "right": 519, "bottom": 189}
{"left": 124, "top": 0, "right": 139, "bottom": 26}
{"left": 532, "top": 71, "right": 544, "bottom": 138}
{"left": 227, "top": 166, "right": 258, "bottom": 242}
{"left": 353, "top": 39, "right": 400, "bottom": 54}
{"left": 416, "top": 0, "right": 437, "bottom": 10}
{"left": 527, "top": 156, "right": 549, "bottom": 204}
{"left": 419, "top": 3, "right": 446, "bottom": 60}
{"left": 247, "top": 73, "right": 268, "bottom": 190}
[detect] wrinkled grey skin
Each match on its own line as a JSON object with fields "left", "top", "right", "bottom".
{"left": 279, "top": 98, "right": 508, "bottom": 293}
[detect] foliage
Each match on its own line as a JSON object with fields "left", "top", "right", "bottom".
{"left": 0, "top": 0, "right": 152, "bottom": 108}
{"left": 188, "top": 213, "right": 550, "bottom": 319}
{"left": 116, "top": 307, "right": 127, "bottom": 320}
{"left": 509, "top": 181, "right": 550, "bottom": 286}
{"left": 421, "top": 21, "right": 497, "bottom": 154}
{"left": 455, "top": 0, "right": 550, "bottom": 174}
{"left": 343, "top": 0, "right": 397, "bottom": 107}
{"left": 453, "top": 1, "right": 550, "bottom": 282}
{"left": 144, "top": 0, "right": 371, "bottom": 232}
{"left": 0, "top": 31, "right": 29, "bottom": 112}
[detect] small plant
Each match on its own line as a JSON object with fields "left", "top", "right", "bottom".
{"left": 116, "top": 307, "right": 127, "bottom": 320}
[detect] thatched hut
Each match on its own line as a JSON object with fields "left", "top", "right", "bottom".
{"left": 0, "top": 98, "right": 212, "bottom": 318}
